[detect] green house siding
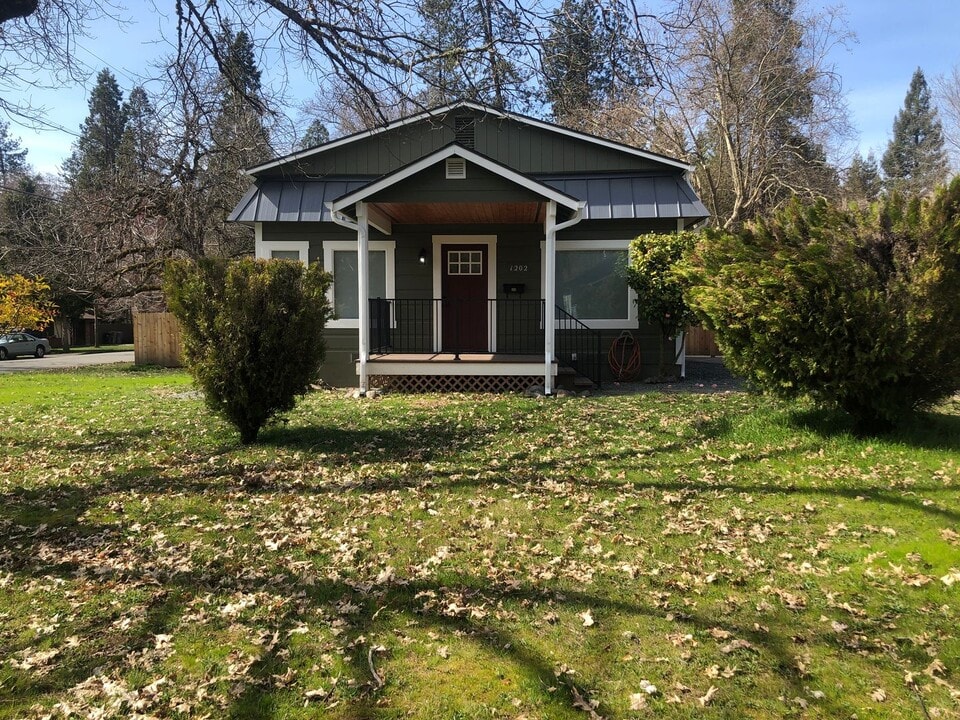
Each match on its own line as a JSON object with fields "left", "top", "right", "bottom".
{"left": 257, "top": 109, "right": 666, "bottom": 179}
{"left": 258, "top": 218, "right": 682, "bottom": 387}
{"left": 370, "top": 162, "right": 545, "bottom": 205}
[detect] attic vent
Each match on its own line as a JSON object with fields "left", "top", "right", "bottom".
{"left": 454, "top": 116, "right": 475, "bottom": 148}
{"left": 446, "top": 157, "right": 467, "bottom": 179}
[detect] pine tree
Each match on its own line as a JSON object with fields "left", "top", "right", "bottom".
{"left": 844, "top": 151, "right": 883, "bottom": 203}
{"left": 542, "top": 0, "right": 605, "bottom": 127}
{"left": 415, "top": 0, "right": 523, "bottom": 108}
{"left": 300, "top": 119, "right": 330, "bottom": 149}
{"left": 541, "top": 0, "right": 642, "bottom": 129}
{"left": 118, "top": 86, "right": 161, "bottom": 181}
{"left": 206, "top": 28, "right": 272, "bottom": 256}
{"left": 882, "top": 68, "right": 948, "bottom": 195}
{"left": 63, "top": 69, "right": 128, "bottom": 189}
{"left": 0, "top": 121, "right": 29, "bottom": 182}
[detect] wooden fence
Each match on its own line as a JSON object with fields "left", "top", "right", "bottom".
{"left": 685, "top": 326, "right": 721, "bottom": 357}
{"left": 134, "top": 312, "right": 183, "bottom": 367}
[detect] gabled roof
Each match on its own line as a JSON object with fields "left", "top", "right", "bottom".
{"left": 329, "top": 144, "right": 583, "bottom": 214}
{"left": 246, "top": 100, "right": 694, "bottom": 176}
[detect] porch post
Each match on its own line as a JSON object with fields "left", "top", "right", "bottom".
{"left": 357, "top": 202, "right": 370, "bottom": 395}
{"left": 544, "top": 200, "right": 557, "bottom": 395}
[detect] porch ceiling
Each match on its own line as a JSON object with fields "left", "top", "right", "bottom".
{"left": 372, "top": 201, "right": 545, "bottom": 225}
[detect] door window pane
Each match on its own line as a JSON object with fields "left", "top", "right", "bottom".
{"left": 333, "top": 250, "right": 387, "bottom": 319}
{"left": 447, "top": 250, "right": 483, "bottom": 275}
{"left": 556, "top": 249, "right": 628, "bottom": 319}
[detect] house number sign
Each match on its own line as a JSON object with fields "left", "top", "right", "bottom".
{"left": 508, "top": 264, "right": 528, "bottom": 272}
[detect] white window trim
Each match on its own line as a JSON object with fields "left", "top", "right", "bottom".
{"left": 323, "top": 240, "right": 396, "bottom": 329}
{"left": 432, "top": 235, "right": 497, "bottom": 352}
{"left": 541, "top": 239, "right": 637, "bottom": 329}
{"left": 254, "top": 224, "right": 310, "bottom": 265}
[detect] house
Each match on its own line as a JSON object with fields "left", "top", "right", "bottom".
{"left": 229, "top": 101, "right": 708, "bottom": 394}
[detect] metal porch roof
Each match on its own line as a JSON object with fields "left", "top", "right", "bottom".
{"left": 228, "top": 179, "right": 369, "bottom": 223}
{"left": 229, "top": 173, "right": 708, "bottom": 225}
{"left": 540, "top": 174, "right": 708, "bottom": 222}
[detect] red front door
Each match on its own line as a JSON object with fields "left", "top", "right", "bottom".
{"left": 441, "top": 245, "right": 488, "bottom": 352}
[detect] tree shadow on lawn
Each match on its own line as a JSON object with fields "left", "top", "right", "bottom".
{"left": 788, "top": 406, "right": 960, "bottom": 452}
{"left": 0, "top": 536, "right": 860, "bottom": 720}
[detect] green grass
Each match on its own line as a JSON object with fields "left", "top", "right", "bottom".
{"left": 1, "top": 367, "right": 958, "bottom": 719}
{"left": 55, "top": 343, "right": 134, "bottom": 354}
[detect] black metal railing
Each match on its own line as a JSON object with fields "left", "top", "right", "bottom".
{"left": 368, "top": 298, "right": 545, "bottom": 356}
{"left": 555, "top": 305, "right": 602, "bottom": 388}
{"left": 368, "top": 298, "right": 601, "bottom": 388}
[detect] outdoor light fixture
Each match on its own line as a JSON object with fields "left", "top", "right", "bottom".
{"left": 418, "top": 248, "right": 428, "bottom": 264}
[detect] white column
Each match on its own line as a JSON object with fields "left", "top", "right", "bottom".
{"left": 357, "top": 202, "right": 370, "bottom": 395}
{"left": 544, "top": 200, "right": 557, "bottom": 395}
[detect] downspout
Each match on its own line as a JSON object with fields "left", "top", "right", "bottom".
{"left": 544, "top": 200, "right": 585, "bottom": 395}
{"left": 330, "top": 203, "right": 370, "bottom": 395}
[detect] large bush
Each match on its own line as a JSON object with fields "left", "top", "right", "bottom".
{"left": 682, "top": 180, "right": 960, "bottom": 431}
{"left": 164, "top": 258, "right": 332, "bottom": 443}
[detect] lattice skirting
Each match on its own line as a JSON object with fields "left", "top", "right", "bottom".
{"left": 369, "top": 374, "right": 542, "bottom": 394}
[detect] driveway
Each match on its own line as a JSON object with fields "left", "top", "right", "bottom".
{"left": 0, "top": 351, "right": 135, "bottom": 374}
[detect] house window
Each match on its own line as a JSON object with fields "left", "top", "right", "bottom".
{"left": 323, "top": 241, "right": 396, "bottom": 328}
{"left": 254, "top": 235, "right": 309, "bottom": 265}
{"left": 543, "top": 240, "right": 637, "bottom": 329}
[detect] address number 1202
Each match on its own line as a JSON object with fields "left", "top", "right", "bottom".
{"left": 508, "top": 264, "right": 528, "bottom": 272}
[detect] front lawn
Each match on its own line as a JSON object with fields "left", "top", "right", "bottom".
{"left": 1, "top": 368, "right": 958, "bottom": 719}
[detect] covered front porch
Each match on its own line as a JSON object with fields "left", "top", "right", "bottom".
{"left": 362, "top": 296, "right": 602, "bottom": 392}
{"left": 327, "top": 144, "right": 586, "bottom": 395}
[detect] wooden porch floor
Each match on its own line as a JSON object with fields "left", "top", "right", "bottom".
{"left": 363, "top": 353, "right": 555, "bottom": 377}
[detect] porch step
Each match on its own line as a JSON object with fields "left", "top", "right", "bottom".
{"left": 558, "top": 365, "right": 598, "bottom": 390}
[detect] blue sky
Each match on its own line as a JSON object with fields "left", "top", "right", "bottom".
{"left": 6, "top": 0, "right": 960, "bottom": 175}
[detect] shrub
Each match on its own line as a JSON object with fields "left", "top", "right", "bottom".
{"left": 681, "top": 180, "right": 960, "bottom": 431}
{"left": 626, "top": 231, "right": 700, "bottom": 378}
{"left": 164, "top": 257, "right": 333, "bottom": 443}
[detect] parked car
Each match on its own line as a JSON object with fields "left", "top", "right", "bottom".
{"left": 0, "top": 332, "right": 51, "bottom": 359}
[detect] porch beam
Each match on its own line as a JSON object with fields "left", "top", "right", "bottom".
{"left": 366, "top": 204, "right": 393, "bottom": 236}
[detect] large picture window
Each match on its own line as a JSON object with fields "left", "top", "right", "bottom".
{"left": 543, "top": 240, "right": 636, "bottom": 328}
{"left": 323, "top": 241, "right": 395, "bottom": 328}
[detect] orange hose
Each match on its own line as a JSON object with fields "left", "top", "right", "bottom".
{"left": 608, "top": 330, "right": 642, "bottom": 381}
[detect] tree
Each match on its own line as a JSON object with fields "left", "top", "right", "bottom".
{"left": 935, "top": 64, "right": 960, "bottom": 169}
{"left": 63, "top": 69, "right": 128, "bottom": 189}
{"left": 0, "top": 121, "right": 29, "bottom": 181}
{"left": 541, "top": 0, "right": 646, "bottom": 131}
{"left": 637, "top": 0, "right": 848, "bottom": 229}
{"left": 625, "top": 231, "right": 699, "bottom": 378}
{"left": 0, "top": 1, "right": 114, "bottom": 123}
{"left": 0, "top": 273, "right": 56, "bottom": 332}
{"left": 118, "top": 86, "right": 162, "bottom": 181}
{"left": 300, "top": 119, "right": 330, "bottom": 149}
{"left": 842, "top": 151, "right": 882, "bottom": 204}
{"left": 882, "top": 68, "right": 948, "bottom": 195}
{"left": 164, "top": 258, "right": 333, "bottom": 444}
{"left": 681, "top": 184, "right": 960, "bottom": 432}
{"left": 201, "top": 29, "right": 272, "bottom": 257}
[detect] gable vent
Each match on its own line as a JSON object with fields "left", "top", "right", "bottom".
{"left": 446, "top": 157, "right": 467, "bottom": 179}
{"left": 454, "top": 116, "right": 476, "bottom": 148}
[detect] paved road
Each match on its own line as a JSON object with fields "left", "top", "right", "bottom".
{"left": 0, "top": 351, "right": 135, "bottom": 374}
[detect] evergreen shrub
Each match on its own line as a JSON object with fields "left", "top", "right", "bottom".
{"left": 164, "top": 257, "right": 332, "bottom": 443}
{"left": 682, "top": 180, "right": 960, "bottom": 431}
